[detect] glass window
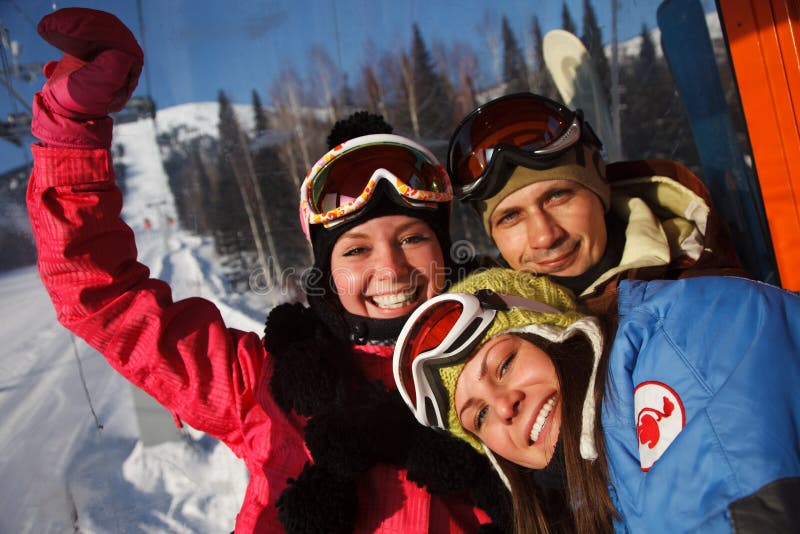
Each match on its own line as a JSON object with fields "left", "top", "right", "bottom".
{"left": 0, "top": 2, "right": 781, "bottom": 530}
{"left": 1, "top": 0, "right": 776, "bottom": 281}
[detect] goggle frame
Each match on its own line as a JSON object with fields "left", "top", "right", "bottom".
{"left": 393, "top": 289, "right": 559, "bottom": 430}
{"left": 447, "top": 93, "right": 603, "bottom": 201}
{"left": 299, "top": 134, "right": 453, "bottom": 239}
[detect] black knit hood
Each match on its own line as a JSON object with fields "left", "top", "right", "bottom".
{"left": 263, "top": 302, "right": 513, "bottom": 533}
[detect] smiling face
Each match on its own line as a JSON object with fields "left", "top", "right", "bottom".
{"left": 454, "top": 333, "right": 561, "bottom": 469}
{"left": 489, "top": 180, "right": 607, "bottom": 277}
{"left": 330, "top": 214, "right": 446, "bottom": 319}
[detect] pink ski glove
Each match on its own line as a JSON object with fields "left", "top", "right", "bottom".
{"left": 31, "top": 8, "right": 144, "bottom": 149}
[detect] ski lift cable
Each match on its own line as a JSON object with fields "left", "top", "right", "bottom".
{"left": 135, "top": 0, "right": 156, "bottom": 117}
{"left": 0, "top": 24, "right": 32, "bottom": 161}
{"left": 330, "top": 0, "right": 344, "bottom": 77}
{"left": 69, "top": 333, "right": 104, "bottom": 430}
{"left": 0, "top": 23, "right": 24, "bottom": 114}
{"left": 2, "top": 0, "right": 40, "bottom": 113}
{"left": 9, "top": 0, "right": 39, "bottom": 31}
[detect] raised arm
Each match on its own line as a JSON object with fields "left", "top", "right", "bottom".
{"left": 27, "top": 8, "right": 267, "bottom": 450}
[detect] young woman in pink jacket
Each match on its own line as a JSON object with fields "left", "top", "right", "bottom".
{"left": 27, "top": 8, "right": 509, "bottom": 533}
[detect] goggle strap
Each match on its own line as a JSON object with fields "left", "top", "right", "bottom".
{"left": 424, "top": 396, "right": 440, "bottom": 429}
{"left": 301, "top": 135, "right": 452, "bottom": 234}
{"left": 311, "top": 169, "right": 449, "bottom": 223}
{"left": 418, "top": 320, "right": 490, "bottom": 428}
{"left": 406, "top": 300, "right": 496, "bottom": 426}
{"left": 320, "top": 193, "right": 441, "bottom": 230}
{"left": 474, "top": 289, "right": 560, "bottom": 315}
{"left": 497, "top": 293, "right": 560, "bottom": 315}
{"left": 534, "top": 116, "right": 581, "bottom": 155}
{"left": 458, "top": 141, "right": 593, "bottom": 201}
{"left": 451, "top": 99, "right": 605, "bottom": 201}
{"left": 397, "top": 291, "right": 561, "bottom": 430}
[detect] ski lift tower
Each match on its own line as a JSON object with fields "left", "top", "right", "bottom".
{"left": 0, "top": 24, "right": 41, "bottom": 149}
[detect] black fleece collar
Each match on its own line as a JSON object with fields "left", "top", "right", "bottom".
{"left": 263, "top": 302, "right": 513, "bottom": 533}
{"left": 342, "top": 309, "right": 410, "bottom": 346}
{"left": 550, "top": 212, "right": 625, "bottom": 296}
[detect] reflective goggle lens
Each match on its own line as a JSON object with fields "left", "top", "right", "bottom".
{"left": 448, "top": 94, "right": 574, "bottom": 190}
{"left": 398, "top": 300, "right": 465, "bottom": 410}
{"left": 309, "top": 143, "right": 448, "bottom": 214}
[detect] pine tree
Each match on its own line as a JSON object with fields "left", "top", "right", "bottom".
{"left": 362, "top": 65, "right": 390, "bottom": 121}
{"left": 399, "top": 51, "right": 420, "bottom": 138}
{"left": 409, "top": 23, "right": 453, "bottom": 139}
{"left": 452, "top": 44, "right": 479, "bottom": 122}
{"left": 218, "top": 91, "right": 242, "bottom": 150}
{"left": 209, "top": 104, "right": 252, "bottom": 256}
{"left": 561, "top": 2, "right": 577, "bottom": 35}
{"left": 501, "top": 16, "right": 529, "bottom": 93}
{"left": 637, "top": 23, "right": 657, "bottom": 83}
{"left": 183, "top": 143, "right": 213, "bottom": 234}
{"left": 251, "top": 141, "right": 312, "bottom": 271}
{"left": 217, "top": 90, "right": 281, "bottom": 278}
{"left": 160, "top": 130, "right": 215, "bottom": 235}
{"left": 269, "top": 67, "right": 321, "bottom": 176}
{"left": 339, "top": 73, "right": 355, "bottom": 109}
{"left": 620, "top": 25, "right": 700, "bottom": 168}
{"left": 620, "top": 24, "right": 655, "bottom": 160}
{"left": 309, "top": 44, "right": 342, "bottom": 124}
{"left": 581, "top": 0, "right": 611, "bottom": 105}
{"left": 431, "top": 41, "right": 458, "bottom": 129}
{"left": 482, "top": 12, "right": 503, "bottom": 85}
{"left": 251, "top": 89, "right": 269, "bottom": 135}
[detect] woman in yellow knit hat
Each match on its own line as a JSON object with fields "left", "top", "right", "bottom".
{"left": 394, "top": 268, "right": 800, "bottom": 534}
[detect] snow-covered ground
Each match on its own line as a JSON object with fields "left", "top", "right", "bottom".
{"left": 0, "top": 106, "right": 290, "bottom": 533}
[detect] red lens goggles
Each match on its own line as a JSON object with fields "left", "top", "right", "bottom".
{"left": 393, "top": 289, "right": 559, "bottom": 430}
{"left": 447, "top": 93, "right": 603, "bottom": 200}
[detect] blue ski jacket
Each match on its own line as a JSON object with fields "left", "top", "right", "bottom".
{"left": 602, "top": 276, "right": 800, "bottom": 533}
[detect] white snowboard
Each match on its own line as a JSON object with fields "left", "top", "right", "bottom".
{"left": 543, "top": 29, "right": 622, "bottom": 161}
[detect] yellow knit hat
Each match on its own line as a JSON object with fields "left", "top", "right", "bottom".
{"left": 436, "top": 268, "right": 588, "bottom": 451}
{"left": 478, "top": 141, "right": 609, "bottom": 234}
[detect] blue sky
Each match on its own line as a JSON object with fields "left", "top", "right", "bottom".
{"left": 1, "top": 0, "right": 713, "bottom": 172}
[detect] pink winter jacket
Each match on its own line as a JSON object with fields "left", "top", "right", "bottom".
{"left": 26, "top": 145, "right": 489, "bottom": 533}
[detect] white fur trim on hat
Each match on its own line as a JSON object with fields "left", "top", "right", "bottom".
{"left": 483, "top": 445, "right": 512, "bottom": 491}
{"left": 503, "top": 315, "right": 603, "bottom": 461}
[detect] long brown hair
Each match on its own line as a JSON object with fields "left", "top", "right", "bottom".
{"left": 496, "top": 331, "right": 616, "bottom": 534}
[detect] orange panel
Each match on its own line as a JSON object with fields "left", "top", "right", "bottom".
{"left": 719, "top": 0, "right": 800, "bottom": 289}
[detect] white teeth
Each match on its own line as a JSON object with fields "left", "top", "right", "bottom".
{"left": 530, "top": 395, "right": 556, "bottom": 444}
{"left": 371, "top": 288, "right": 417, "bottom": 309}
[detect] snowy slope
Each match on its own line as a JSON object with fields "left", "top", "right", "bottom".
{"left": 0, "top": 104, "right": 275, "bottom": 533}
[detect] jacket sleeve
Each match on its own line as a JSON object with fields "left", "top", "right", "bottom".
{"left": 26, "top": 144, "right": 268, "bottom": 455}
{"left": 607, "top": 277, "right": 800, "bottom": 532}
{"left": 607, "top": 158, "right": 746, "bottom": 275}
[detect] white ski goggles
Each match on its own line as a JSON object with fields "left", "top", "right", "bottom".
{"left": 393, "top": 289, "right": 559, "bottom": 430}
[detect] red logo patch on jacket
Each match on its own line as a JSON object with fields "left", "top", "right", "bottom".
{"left": 634, "top": 381, "right": 686, "bottom": 471}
